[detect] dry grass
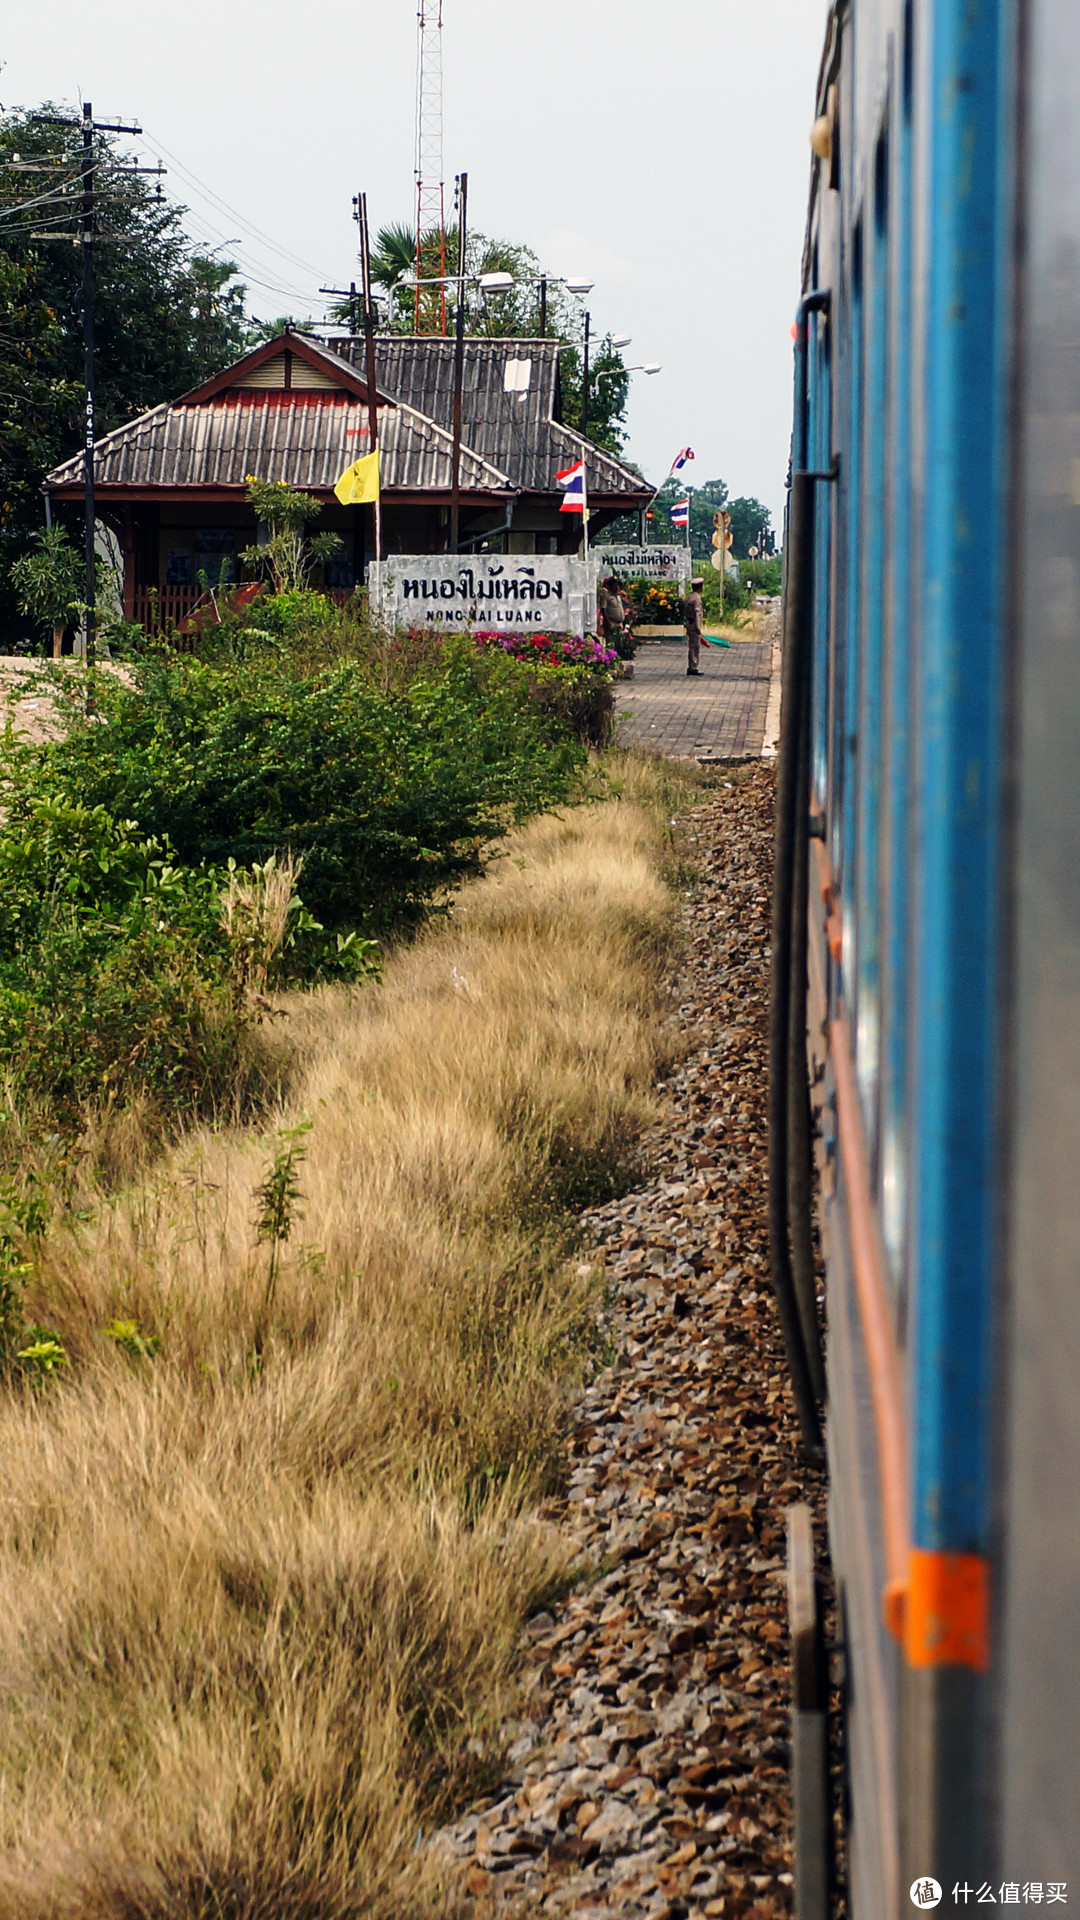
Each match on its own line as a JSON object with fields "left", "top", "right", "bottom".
{"left": 0, "top": 756, "right": 697, "bottom": 1919}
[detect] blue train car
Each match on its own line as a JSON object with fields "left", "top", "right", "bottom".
{"left": 771, "top": 1, "right": 1080, "bottom": 1910}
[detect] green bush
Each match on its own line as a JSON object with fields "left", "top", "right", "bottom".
{"left": 0, "top": 798, "right": 256, "bottom": 1127}
{"left": 527, "top": 663, "right": 616, "bottom": 749}
{"left": 18, "top": 641, "right": 585, "bottom": 936}
{"left": 699, "top": 562, "right": 750, "bottom": 621}
{"left": 0, "top": 623, "right": 595, "bottom": 1140}
{"left": 622, "top": 579, "right": 686, "bottom": 625}
{"left": 739, "top": 556, "right": 783, "bottom": 597}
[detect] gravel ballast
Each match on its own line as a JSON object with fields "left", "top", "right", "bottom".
{"left": 434, "top": 764, "right": 829, "bottom": 1920}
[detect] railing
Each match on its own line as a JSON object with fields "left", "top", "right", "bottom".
{"left": 130, "top": 585, "right": 204, "bottom": 639}
{"left": 129, "top": 583, "right": 358, "bottom": 643}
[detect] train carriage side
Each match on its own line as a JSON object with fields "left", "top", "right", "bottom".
{"left": 782, "top": 0, "right": 1080, "bottom": 1909}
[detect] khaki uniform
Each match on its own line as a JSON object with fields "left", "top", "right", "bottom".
{"left": 599, "top": 586, "right": 625, "bottom": 646}
{"left": 683, "top": 590, "right": 705, "bottom": 671}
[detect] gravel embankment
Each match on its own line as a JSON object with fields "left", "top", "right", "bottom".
{"left": 435, "top": 765, "right": 829, "bottom": 1920}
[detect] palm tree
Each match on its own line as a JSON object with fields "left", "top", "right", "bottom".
{"left": 371, "top": 223, "right": 417, "bottom": 294}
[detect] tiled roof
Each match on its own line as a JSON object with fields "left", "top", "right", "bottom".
{"left": 329, "top": 334, "right": 649, "bottom": 500}
{"left": 45, "top": 331, "right": 649, "bottom": 504}
{"left": 46, "top": 391, "right": 513, "bottom": 495}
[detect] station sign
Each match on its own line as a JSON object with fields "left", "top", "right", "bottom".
{"left": 591, "top": 544, "right": 691, "bottom": 583}
{"left": 367, "top": 554, "right": 594, "bottom": 633}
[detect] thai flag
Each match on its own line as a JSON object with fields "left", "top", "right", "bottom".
{"left": 556, "top": 458, "right": 587, "bottom": 513}
{"left": 670, "top": 497, "right": 690, "bottom": 529}
{"left": 669, "top": 447, "right": 695, "bottom": 476}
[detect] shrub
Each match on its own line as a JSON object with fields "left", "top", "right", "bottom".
{"left": 14, "top": 642, "right": 587, "bottom": 936}
{"left": 471, "top": 630, "right": 617, "bottom": 747}
{"left": 471, "top": 629, "right": 616, "bottom": 671}
{"left": 739, "top": 555, "right": 783, "bottom": 596}
{"left": 700, "top": 561, "right": 750, "bottom": 621}
{"left": 0, "top": 622, "right": 601, "bottom": 1139}
{"left": 0, "top": 797, "right": 263, "bottom": 1129}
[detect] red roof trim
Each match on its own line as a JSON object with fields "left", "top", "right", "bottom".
{"left": 213, "top": 389, "right": 360, "bottom": 408}
{"left": 174, "top": 332, "right": 396, "bottom": 408}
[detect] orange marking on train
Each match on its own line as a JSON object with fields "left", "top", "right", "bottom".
{"left": 904, "top": 1549, "right": 990, "bottom": 1671}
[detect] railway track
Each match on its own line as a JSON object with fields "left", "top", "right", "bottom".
{"left": 435, "top": 766, "right": 832, "bottom": 1920}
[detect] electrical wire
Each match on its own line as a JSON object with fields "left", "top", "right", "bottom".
{"left": 0, "top": 179, "right": 82, "bottom": 222}
{"left": 0, "top": 133, "right": 339, "bottom": 320}
{"left": 136, "top": 128, "right": 329, "bottom": 282}
{"left": 110, "top": 171, "right": 327, "bottom": 310}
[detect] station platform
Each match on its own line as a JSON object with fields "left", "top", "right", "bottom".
{"left": 615, "top": 621, "right": 780, "bottom": 761}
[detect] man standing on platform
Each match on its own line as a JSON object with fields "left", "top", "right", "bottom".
{"left": 683, "top": 575, "right": 705, "bottom": 676}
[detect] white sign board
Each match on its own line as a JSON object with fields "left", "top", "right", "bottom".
{"left": 591, "top": 544, "right": 691, "bottom": 584}
{"left": 367, "top": 555, "right": 594, "bottom": 634}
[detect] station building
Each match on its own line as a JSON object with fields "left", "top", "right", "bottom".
{"left": 44, "top": 329, "right": 651, "bottom": 632}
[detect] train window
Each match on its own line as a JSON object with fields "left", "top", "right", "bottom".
{"left": 810, "top": 309, "right": 833, "bottom": 801}
{"left": 874, "top": 127, "right": 889, "bottom": 236}
{"left": 834, "top": 219, "right": 865, "bottom": 934}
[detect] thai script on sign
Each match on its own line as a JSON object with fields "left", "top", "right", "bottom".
{"left": 592, "top": 545, "right": 691, "bottom": 584}
{"left": 368, "top": 556, "right": 593, "bottom": 633}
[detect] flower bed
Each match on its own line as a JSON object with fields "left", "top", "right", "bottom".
{"left": 470, "top": 630, "right": 617, "bottom": 748}
{"left": 472, "top": 630, "right": 618, "bottom": 670}
{"left": 625, "top": 580, "right": 686, "bottom": 625}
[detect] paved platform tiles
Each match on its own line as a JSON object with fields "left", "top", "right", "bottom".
{"left": 616, "top": 634, "right": 776, "bottom": 762}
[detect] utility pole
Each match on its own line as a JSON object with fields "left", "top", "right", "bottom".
{"left": 79, "top": 104, "right": 97, "bottom": 667}
{"left": 539, "top": 274, "right": 547, "bottom": 339}
{"left": 449, "top": 170, "right": 467, "bottom": 553}
{"left": 581, "top": 309, "right": 591, "bottom": 440}
{"left": 327, "top": 202, "right": 384, "bottom": 567}
{"left": 33, "top": 103, "right": 148, "bottom": 670}
{"left": 355, "top": 193, "right": 382, "bottom": 562}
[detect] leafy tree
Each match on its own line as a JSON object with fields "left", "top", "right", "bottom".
{"left": 240, "top": 478, "right": 343, "bottom": 594}
{"left": 0, "top": 253, "right": 78, "bottom": 562}
{"left": 637, "top": 481, "right": 776, "bottom": 562}
{"left": 9, "top": 526, "right": 82, "bottom": 656}
{"left": 726, "top": 496, "right": 774, "bottom": 558}
{"left": 0, "top": 106, "right": 250, "bottom": 611}
{"left": 646, "top": 477, "right": 729, "bottom": 557}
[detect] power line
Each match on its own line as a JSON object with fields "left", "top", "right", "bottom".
{"left": 136, "top": 127, "right": 329, "bottom": 282}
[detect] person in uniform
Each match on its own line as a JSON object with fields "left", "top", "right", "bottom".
{"left": 683, "top": 576, "right": 705, "bottom": 675}
{"left": 598, "top": 576, "right": 626, "bottom": 648}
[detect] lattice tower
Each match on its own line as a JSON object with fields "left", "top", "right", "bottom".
{"left": 414, "top": 1, "right": 447, "bottom": 334}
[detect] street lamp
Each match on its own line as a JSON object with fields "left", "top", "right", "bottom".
{"left": 478, "top": 270, "right": 594, "bottom": 336}
{"left": 596, "top": 363, "right": 662, "bottom": 381}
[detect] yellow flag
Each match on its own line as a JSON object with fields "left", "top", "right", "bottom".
{"left": 334, "top": 447, "right": 380, "bottom": 505}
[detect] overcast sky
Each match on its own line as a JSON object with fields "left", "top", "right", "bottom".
{"left": 1, "top": 0, "right": 828, "bottom": 527}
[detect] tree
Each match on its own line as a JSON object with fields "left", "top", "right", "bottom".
{"left": 0, "top": 106, "right": 250, "bottom": 612}
{"left": 240, "top": 479, "right": 342, "bottom": 594}
{"left": 726, "top": 496, "right": 773, "bottom": 559}
{"left": 9, "top": 526, "right": 82, "bottom": 656}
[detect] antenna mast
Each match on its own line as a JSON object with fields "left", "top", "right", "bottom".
{"left": 414, "top": 1, "right": 447, "bottom": 334}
